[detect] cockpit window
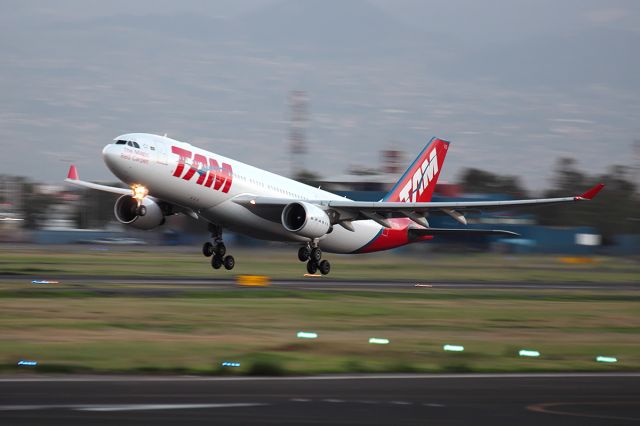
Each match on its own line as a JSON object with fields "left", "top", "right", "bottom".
{"left": 133, "top": 142, "right": 140, "bottom": 149}
{"left": 127, "top": 141, "right": 133, "bottom": 147}
{"left": 116, "top": 140, "right": 126, "bottom": 145}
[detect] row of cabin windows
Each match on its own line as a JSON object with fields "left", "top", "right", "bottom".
{"left": 236, "top": 174, "right": 305, "bottom": 200}
{"left": 116, "top": 140, "right": 141, "bottom": 149}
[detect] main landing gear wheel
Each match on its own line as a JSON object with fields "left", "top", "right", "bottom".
{"left": 211, "top": 255, "right": 223, "bottom": 269}
{"left": 306, "top": 260, "right": 318, "bottom": 274}
{"left": 298, "top": 246, "right": 311, "bottom": 262}
{"left": 310, "top": 247, "right": 322, "bottom": 263}
{"left": 215, "top": 243, "right": 226, "bottom": 257}
{"left": 223, "top": 255, "right": 235, "bottom": 270}
{"left": 319, "top": 259, "right": 331, "bottom": 275}
{"left": 202, "top": 242, "right": 214, "bottom": 257}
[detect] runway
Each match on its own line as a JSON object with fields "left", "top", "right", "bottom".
{"left": 0, "top": 373, "right": 638, "bottom": 425}
{"left": 3, "top": 275, "right": 639, "bottom": 293}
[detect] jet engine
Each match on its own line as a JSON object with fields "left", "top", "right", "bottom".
{"left": 114, "top": 195, "right": 165, "bottom": 230}
{"left": 281, "top": 201, "right": 331, "bottom": 239}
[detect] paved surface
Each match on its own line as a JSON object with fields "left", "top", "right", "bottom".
{"left": 1, "top": 373, "right": 638, "bottom": 425}
{"left": 3, "top": 275, "right": 640, "bottom": 293}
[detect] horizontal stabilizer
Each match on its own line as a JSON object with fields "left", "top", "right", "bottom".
{"left": 409, "top": 228, "right": 520, "bottom": 239}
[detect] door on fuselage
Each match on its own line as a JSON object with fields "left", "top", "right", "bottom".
{"left": 154, "top": 140, "right": 169, "bottom": 165}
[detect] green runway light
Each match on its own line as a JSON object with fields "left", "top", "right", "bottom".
{"left": 596, "top": 356, "right": 618, "bottom": 363}
{"left": 443, "top": 344, "right": 464, "bottom": 352}
{"left": 518, "top": 349, "right": 540, "bottom": 357}
{"left": 297, "top": 331, "right": 318, "bottom": 339}
{"left": 369, "top": 338, "right": 390, "bottom": 345}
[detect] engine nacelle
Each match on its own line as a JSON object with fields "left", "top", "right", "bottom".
{"left": 114, "top": 195, "right": 165, "bottom": 230}
{"left": 281, "top": 201, "right": 331, "bottom": 239}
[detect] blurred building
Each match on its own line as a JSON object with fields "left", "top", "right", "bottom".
{"left": 0, "top": 175, "right": 26, "bottom": 241}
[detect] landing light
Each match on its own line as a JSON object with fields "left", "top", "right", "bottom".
{"left": 131, "top": 184, "right": 148, "bottom": 201}
{"left": 249, "top": 199, "right": 256, "bottom": 205}
{"left": 596, "top": 356, "right": 618, "bottom": 363}
{"left": 443, "top": 344, "right": 464, "bottom": 352}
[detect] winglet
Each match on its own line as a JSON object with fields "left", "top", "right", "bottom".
{"left": 66, "top": 164, "right": 79, "bottom": 180}
{"left": 577, "top": 183, "right": 604, "bottom": 200}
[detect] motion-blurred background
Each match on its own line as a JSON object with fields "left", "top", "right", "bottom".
{"left": 0, "top": 1, "right": 638, "bottom": 377}
{"left": 1, "top": 0, "right": 639, "bottom": 253}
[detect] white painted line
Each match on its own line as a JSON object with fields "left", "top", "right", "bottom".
{"left": 390, "top": 401, "right": 412, "bottom": 405}
{"left": 0, "top": 403, "right": 267, "bottom": 412}
{"left": 76, "top": 403, "right": 267, "bottom": 412}
{"left": 323, "top": 399, "right": 344, "bottom": 403}
{"left": 423, "top": 403, "right": 445, "bottom": 407}
{"left": 290, "top": 398, "right": 310, "bottom": 402}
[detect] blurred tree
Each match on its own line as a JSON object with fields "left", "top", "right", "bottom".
{"left": 22, "top": 192, "right": 57, "bottom": 229}
{"left": 459, "top": 168, "right": 528, "bottom": 197}
{"left": 74, "top": 185, "right": 122, "bottom": 229}
{"left": 294, "top": 169, "right": 322, "bottom": 187}
{"left": 537, "top": 159, "right": 639, "bottom": 243}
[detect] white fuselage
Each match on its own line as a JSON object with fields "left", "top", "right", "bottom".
{"left": 102, "top": 133, "right": 383, "bottom": 253}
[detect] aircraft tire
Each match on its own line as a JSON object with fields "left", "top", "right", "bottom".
{"left": 298, "top": 246, "right": 311, "bottom": 262}
{"left": 223, "top": 255, "right": 235, "bottom": 270}
{"left": 306, "top": 260, "right": 318, "bottom": 274}
{"left": 215, "top": 243, "right": 226, "bottom": 257}
{"left": 211, "top": 254, "right": 223, "bottom": 269}
{"left": 202, "top": 242, "right": 214, "bottom": 257}
{"left": 319, "top": 259, "right": 330, "bottom": 275}
{"left": 311, "top": 247, "right": 322, "bottom": 263}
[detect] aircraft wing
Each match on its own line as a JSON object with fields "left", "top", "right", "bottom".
{"left": 64, "top": 165, "right": 131, "bottom": 195}
{"left": 233, "top": 183, "right": 604, "bottom": 229}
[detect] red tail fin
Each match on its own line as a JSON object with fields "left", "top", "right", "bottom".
{"left": 383, "top": 137, "right": 449, "bottom": 202}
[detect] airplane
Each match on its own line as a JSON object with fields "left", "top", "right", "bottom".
{"left": 65, "top": 134, "right": 604, "bottom": 275}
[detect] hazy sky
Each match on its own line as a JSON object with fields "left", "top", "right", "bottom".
{"left": 1, "top": 0, "right": 638, "bottom": 189}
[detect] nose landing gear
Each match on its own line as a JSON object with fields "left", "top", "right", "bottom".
{"left": 203, "top": 224, "right": 234, "bottom": 271}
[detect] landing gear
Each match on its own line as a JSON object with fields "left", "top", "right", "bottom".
{"left": 211, "top": 254, "right": 222, "bottom": 269}
{"left": 318, "top": 260, "right": 331, "bottom": 275}
{"left": 306, "top": 260, "right": 318, "bottom": 274}
{"left": 301, "top": 242, "right": 331, "bottom": 275}
{"left": 202, "top": 242, "right": 214, "bottom": 257}
{"left": 310, "top": 247, "right": 322, "bottom": 263}
{"left": 298, "top": 246, "right": 311, "bottom": 262}
{"left": 204, "top": 224, "right": 234, "bottom": 271}
{"left": 223, "top": 255, "right": 235, "bottom": 270}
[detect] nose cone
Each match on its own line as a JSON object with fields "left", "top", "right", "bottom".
{"left": 102, "top": 144, "right": 119, "bottom": 172}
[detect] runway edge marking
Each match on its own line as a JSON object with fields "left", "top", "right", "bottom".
{"left": 1, "top": 372, "right": 640, "bottom": 382}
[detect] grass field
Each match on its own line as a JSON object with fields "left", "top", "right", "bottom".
{"left": 0, "top": 247, "right": 637, "bottom": 375}
{"left": 1, "top": 245, "right": 639, "bottom": 282}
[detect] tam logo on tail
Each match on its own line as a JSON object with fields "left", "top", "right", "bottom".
{"left": 384, "top": 138, "right": 449, "bottom": 203}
